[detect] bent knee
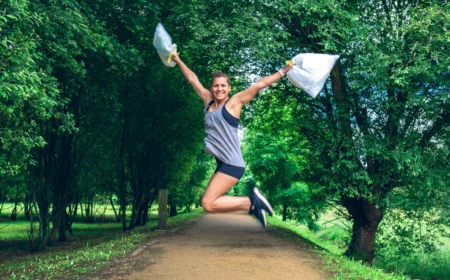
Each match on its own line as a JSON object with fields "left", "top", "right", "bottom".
{"left": 201, "top": 198, "right": 214, "bottom": 213}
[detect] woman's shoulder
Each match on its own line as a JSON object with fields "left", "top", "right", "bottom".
{"left": 203, "top": 92, "right": 214, "bottom": 106}
{"left": 225, "top": 95, "right": 243, "bottom": 119}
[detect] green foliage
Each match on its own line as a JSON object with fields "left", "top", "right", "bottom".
{"left": 169, "top": 0, "right": 291, "bottom": 74}
{"left": 0, "top": 0, "right": 58, "bottom": 180}
{"left": 168, "top": 152, "right": 213, "bottom": 213}
{"left": 374, "top": 248, "right": 450, "bottom": 280}
{"left": 243, "top": 90, "right": 328, "bottom": 227}
{"left": 376, "top": 147, "right": 450, "bottom": 256}
{"left": 230, "top": 172, "right": 256, "bottom": 196}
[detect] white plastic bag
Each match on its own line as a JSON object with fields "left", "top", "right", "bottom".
{"left": 153, "top": 23, "right": 178, "bottom": 67}
{"left": 286, "top": 53, "right": 340, "bottom": 98}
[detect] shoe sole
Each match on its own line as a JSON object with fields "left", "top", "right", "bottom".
{"left": 253, "top": 187, "right": 274, "bottom": 216}
{"left": 261, "top": 209, "right": 266, "bottom": 227}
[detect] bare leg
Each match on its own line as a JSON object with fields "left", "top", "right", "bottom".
{"left": 201, "top": 172, "right": 251, "bottom": 213}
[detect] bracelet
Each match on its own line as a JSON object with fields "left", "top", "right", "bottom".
{"left": 278, "top": 69, "right": 285, "bottom": 77}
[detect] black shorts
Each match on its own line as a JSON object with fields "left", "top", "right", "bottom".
{"left": 214, "top": 158, "right": 245, "bottom": 180}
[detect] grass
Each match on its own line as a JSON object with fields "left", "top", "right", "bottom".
{"left": 374, "top": 247, "right": 450, "bottom": 280}
{"left": 267, "top": 216, "right": 411, "bottom": 280}
{"left": 0, "top": 206, "right": 145, "bottom": 255}
{"left": 0, "top": 208, "right": 204, "bottom": 280}
{"left": 321, "top": 254, "right": 410, "bottom": 280}
{"left": 0, "top": 221, "right": 124, "bottom": 241}
{"left": 268, "top": 212, "right": 450, "bottom": 280}
{"left": 0, "top": 221, "right": 34, "bottom": 240}
{"left": 2, "top": 203, "right": 449, "bottom": 279}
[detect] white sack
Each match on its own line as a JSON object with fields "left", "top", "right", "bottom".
{"left": 286, "top": 53, "right": 340, "bottom": 98}
{"left": 153, "top": 23, "right": 177, "bottom": 67}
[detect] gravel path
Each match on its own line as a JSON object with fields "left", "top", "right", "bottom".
{"left": 119, "top": 212, "right": 332, "bottom": 280}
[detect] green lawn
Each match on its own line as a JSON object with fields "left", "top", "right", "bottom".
{"left": 0, "top": 203, "right": 159, "bottom": 259}
{"left": 0, "top": 207, "right": 204, "bottom": 279}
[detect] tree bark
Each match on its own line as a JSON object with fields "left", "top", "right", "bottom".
{"left": 169, "top": 203, "right": 178, "bottom": 217}
{"left": 31, "top": 120, "right": 52, "bottom": 250}
{"left": 158, "top": 189, "right": 168, "bottom": 230}
{"left": 282, "top": 204, "right": 287, "bottom": 221}
{"left": 49, "top": 132, "right": 72, "bottom": 244}
{"left": 137, "top": 197, "right": 150, "bottom": 225}
{"left": 342, "top": 196, "right": 383, "bottom": 264}
{"left": 331, "top": 59, "right": 384, "bottom": 264}
{"left": 24, "top": 196, "right": 32, "bottom": 221}
{"left": 9, "top": 201, "right": 18, "bottom": 221}
{"left": 118, "top": 121, "right": 128, "bottom": 231}
{"left": 109, "top": 194, "right": 120, "bottom": 222}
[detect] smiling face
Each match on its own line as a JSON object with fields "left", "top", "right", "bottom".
{"left": 211, "top": 77, "right": 231, "bottom": 101}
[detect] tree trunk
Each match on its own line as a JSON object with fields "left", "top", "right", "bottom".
{"left": 85, "top": 201, "right": 90, "bottom": 222}
{"left": 37, "top": 198, "right": 50, "bottom": 250}
{"left": 118, "top": 121, "right": 128, "bottom": 231}
{"left": 158, "top": 189, "right": 168, "bottom": 230}
{"left": 49, "top": 133, "right": 72, "bottom": 244}
{"left": 343, "top": 196, "right": 383, "bottom": 264}
{"left": 169, "top": 203, "right": 178, "bottom": 217}
{"left": 282, "top": 203, "right": 287, "bottom": 221}
{"left": 73, "top": 200, "right": 78, "bottom": 216}
{"left": 0, "top": 189, "right": 4, "bottom": 215}
{"left": 79, "top": 201, "right": 85, "bottom": 221}
{"left": 0, "top": 199, "right": 4, "bottom": 216}
{"left": 85, "top": 197, "right": 94, "bottom": 222}
{"left": 109, "top": 194, "right": 120, "bottom": 222}
{"left": 330, "top": 52, "right": 383, "bottom": 264}
{"left": 9, "top": 201, "right": 18, "bottom": 221}
{"left": 67, "top": 203, "right": 76, "bottom": 235}
{"left": 24, "top": 197, "right": 31, "bottom": 221}
{"left": 129, "top": 191, "right": 146, "bottom": 229}
{"left": 137, "top": 198, "right": 149, "bottom": 226}
{"left": 31, "top": 127, "right": 52, "bottom": 251}
{"left": 58, "top": 210, "right": 67, "bottom": 242}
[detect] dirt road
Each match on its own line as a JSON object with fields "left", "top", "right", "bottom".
{"left": 112, "top": 212, "right": 332, "bottom": 280}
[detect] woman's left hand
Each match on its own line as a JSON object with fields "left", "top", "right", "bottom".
{"left": 282, "top": 60, "right": 294, "bottom": 74}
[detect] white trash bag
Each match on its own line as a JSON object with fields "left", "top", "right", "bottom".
{"left": 286, "top": 53, "right": 340, "bottom": 98}
{"left": 153, "top": 23, "right": 178, "bottom": 67}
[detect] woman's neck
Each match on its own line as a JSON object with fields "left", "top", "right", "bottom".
{"left": 213, "top": 97, "right": 229, "bottom": 109}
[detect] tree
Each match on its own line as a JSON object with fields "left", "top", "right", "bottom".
{"left": 249, "top": 0, "right": 450, "bottom": 264}
{"left": 0, "top": 0, "right": 57, "bottom": 197}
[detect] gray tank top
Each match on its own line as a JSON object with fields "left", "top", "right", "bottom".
{"left": 204, "top": 100, "right": 245, "bottom": 167}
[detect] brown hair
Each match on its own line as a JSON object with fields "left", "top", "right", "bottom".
{"left": 210, "top": 71, "right": 230, "bottom": 88}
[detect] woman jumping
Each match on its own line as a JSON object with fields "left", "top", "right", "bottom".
{"left": 172, "top": 55, "right": 292, "bottom": 227}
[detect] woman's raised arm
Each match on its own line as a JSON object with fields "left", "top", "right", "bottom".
{"left": 232, "top": 63, "right": 293, "bottom": 106}
{"left": 172, "top": 55, "right": 211, "bottom": 105}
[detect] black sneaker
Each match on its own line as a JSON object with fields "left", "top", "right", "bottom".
{"left": 251, "top": 207, "right": 267, "bottom": 227}
{"left": 251, "top": 187, "right": 274, "bottom": 216}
